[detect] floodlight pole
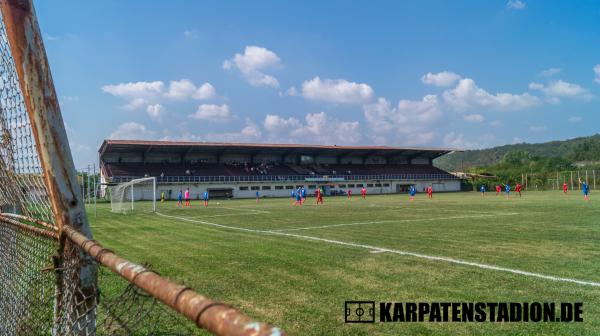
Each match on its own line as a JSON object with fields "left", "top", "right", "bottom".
{"left": 153, "top": 177, "right": 156, "bottom": 212}
{"left": 93, "top": 163, "right": 97, "bottom": 218}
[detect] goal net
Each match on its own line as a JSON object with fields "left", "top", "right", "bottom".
{"left": 110, "top": 177, "right": 157, "bottom": 213}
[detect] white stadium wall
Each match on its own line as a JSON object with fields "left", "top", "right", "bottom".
{"left": 111, "top": 179, "right": 461, "bottom": 201}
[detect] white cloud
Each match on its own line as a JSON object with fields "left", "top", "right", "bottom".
{"left": 263, "top": 112, "right": 361, "bottom": 144}
{"left": 463, "top": 114, "right": 485, "bottom": 123}
{"left": 512, "top": 137, "right": 524, "bottom": 144}
{"left": 489, "top": 120, "right": 503, "bottom": 127}
{"left": 223, "top": 45, "right": 281, "bottom": 88}
{"left": 166, "top": 79, "right": 216, "bottom": 100}
{"left": 443, "top": 132, "right": 496, "bottom": 149}
{"left": 594, "top": 64, "right": 600, "bottom": 84}
{"left": 529, "top": 125, "right": 547, "bottom": 132}
{"left": 301, "top": 77, "right": 374, "bottom": 104}
{"left": 208, "top": 118, "right": 262, "bottom": 142}
{"left": 421, "top": 71, "right": 461, "bottom": 87}
{"left": 190, "top": 104, "right": 232, "bottom": 122}
{"left": 183, "top": 30, "right": 199, "bottom": 39}
{"left": 102, "top": 81, "right": 164, "bottom": 99}
{"left": 109, "top": 122, "right": 156, "bottom": 140}
{"left": 363, "top": 95, "right": 441, "bottom": 145}
{"left": 443, "top": 78, "right": 539, "bottom": 111}
{"left": 568, "top": 116, "right": 582, "bottom": 123}
{"left": 122, "top": 98, "right": 147, "bottom": 111}
{"left": 540, "top": 67, "right": 561, "bottom": 77}
{"left": 529, "top": 80, "right": 592, "bottom": 102}
{"left": 103, "top": 79, "right": 216, "bottom": 111}
{"left": 146, "top": 104, "right": 165, "bottom": 120}
{"left": 285, "top": 86, "right": 298, "bottom": 96}
{"left": 507, "top": 0, "right": 526, "bottom": 10}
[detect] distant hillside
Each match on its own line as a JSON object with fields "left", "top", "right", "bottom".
{"left": 434, "top": 134, "right": 600, "bottom": 172}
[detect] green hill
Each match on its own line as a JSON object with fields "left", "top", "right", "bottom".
{"left": 434, "top": 134, "right": 600, "bottom": 172}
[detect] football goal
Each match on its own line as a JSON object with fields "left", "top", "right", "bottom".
{"left": 110, "top": 177, "right": 157, "bottom": 213}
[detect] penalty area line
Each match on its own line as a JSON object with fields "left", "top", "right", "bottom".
{"left": 155, "top": 212, "right": 600, "bottom": 288}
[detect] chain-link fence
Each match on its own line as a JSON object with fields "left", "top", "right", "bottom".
{"left": 0, "top": 1, "right": 283, "bottom": 335}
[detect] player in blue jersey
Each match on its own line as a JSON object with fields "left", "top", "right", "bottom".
{"left": 409, "top": 185, "right": 416, "bottom": 202}
{"left": 504, "top": 183, "right": 510, "bottom": 199}
{"left": 480, "top": 185, "right": 486, "bottom": 196}
{"left": 255, "top": 190, "right": 260, "bottom": 203}
{"left": 290, "top": 189, "right": 295, "bottom": 200}
{"left": 292, "top": 188, "right": 303, "bottom": 206}
{"left": 301, "top": 187, "right": 307, "bottom": 201}
{"left": 203, "top": 190, "right": 209, "bottom": 207}
{"left": 177, "top": 190, "right": 183, "bottom": 208}
{"left": 582, "top": 181, "right": 590, "bottom": 201}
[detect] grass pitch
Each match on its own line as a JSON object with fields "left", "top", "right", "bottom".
{"left": 88, "top": 191, "right": 600, "bottom": 335}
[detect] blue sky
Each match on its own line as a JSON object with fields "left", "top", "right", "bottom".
{"left": 35, "top": 0, "right": 600, "bottom": 168}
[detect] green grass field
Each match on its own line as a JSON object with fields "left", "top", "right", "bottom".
{"left": 88, "top": 191, "right": 600, "bottom": 335}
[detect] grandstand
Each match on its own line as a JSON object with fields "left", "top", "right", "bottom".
{"left": 99, "top": 140, "right": 461, "bottom": 199}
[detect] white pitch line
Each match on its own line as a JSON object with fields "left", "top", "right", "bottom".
{"left": 269, "top": 213, "right": 519, "bottom": 232}
{"left": 216, "top": 206, "right": 271, "bottom": 214}
{"left": 155, "top": 212, "right": 600, "bottom": 288}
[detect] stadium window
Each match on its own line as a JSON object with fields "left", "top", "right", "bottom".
{"left": 251, "top": 186, "right": 260, "bottom": 191}
{"left": 239, "top": 186, "right": 249, "bottom": 191}
{"left": 383, "top": 183, "right": 390, "bottom": 187}
{"left": 275, "top": 186, "right": 284, "bottom": 190}
{"left": 339, "top": 184, "right": 346, "bottom": 188}
{"left": 348, "top": 184, "right": 355, "bottom": 188}
{"left": 308, "top": 185, "right": 316, "bottom": 189}
{"left": 262, "top": 186, "right": 271, "bottom": 190}
{"left": 296, "top": 185, "right": 304, "bottom": 189}
{"left": 285, "top": 185, "right": 293, "bottom": 189}
{"left": 375, "top": 183, "right": 382, "bottom": 187}
{"left": 367, "top": 184, "right": 374, "bottom": 187}
{"left": 356, "top": 184, "right": 364, "bottom": 187}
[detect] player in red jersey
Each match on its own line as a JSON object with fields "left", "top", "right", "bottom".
{"left": 515, "top": 183, "right": 522, "bottom": 197}
{"left": 361, "top": 187, "right": 366, "bottom": 199}
{"left": 563, "top": 182, "right": 568, "bottom": 194}
{"left": 347, "top": 189, "right": 352, "bottom": 199}
{"left": 427, "top": 185, "right": 433, "bottom": 198}
{"left": 496, "top": 185, "right": 501, "bottom": 195}
{"left": 316, "top": 187, "right": 324, "bottom": 204}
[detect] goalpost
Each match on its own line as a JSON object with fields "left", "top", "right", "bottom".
{"left": 110, "top": 177, "right": 157, "bottom": 213}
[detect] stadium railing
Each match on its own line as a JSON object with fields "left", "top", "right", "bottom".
{"left": 111, "top": 173, "right": 460, "bottom": 184}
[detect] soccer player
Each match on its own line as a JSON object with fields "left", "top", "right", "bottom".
{"left": 582, "top": 181, "right": 590, "bottom": 201}
{"left": 563, "top": 182, "right": 568, "bottom": 194}
{"left": 290, "top": 189, "right": 295, "bottom": 200}
{"left": 347, "top": 188, "right": 352, "bottom": 199}
{"left": 161, "top": 191, "right": 165, "bottom": 203}
{"left": 480, "top": 185, "right": 486, "bottom": 196}
{"left": 496, "top": 185, "right": 501, "bottom": 196}
{"left": 301, "top": 187, "right": 307, "bottom": 202}
{"left": 316, "top": 187, "right": 324, "bottom": 205}
{"left": 184, "top": 188, "right": 191, "bottom": 207}
{"left": 361, "top": 187, "right": 366, "bottom": 199}
{"left": 177, "top": 190, "right": 183, "bottom": 208}
{"left": 427, "top": 185, "right": 433, "bottom": 199}
{"left": 292, "top": 188, "right": 303, "bottom": 206}
{"left": 515, "top": 183, "right": 522, "bottom": 197}
{"left": 409, "top": 185, "right": 416, "bottom": 201}
{"left": 255, "top": 190, "right": 260, "bottom": 203}
{"left": 203, "top": 190, "right": 209, "bottom": 207}
{"left": 504, "top": 183, "right": 510, "bottom": 199}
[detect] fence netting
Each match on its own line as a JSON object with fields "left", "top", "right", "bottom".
{"left": 0, "top": 2, "right": 282, "bottom": 335}
{"left": 0, "top": 7, "right": 198, "bottom": 336}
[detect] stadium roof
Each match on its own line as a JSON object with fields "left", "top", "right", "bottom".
{"left": 99, "top": 139, "right": 461, "bottom": 160}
